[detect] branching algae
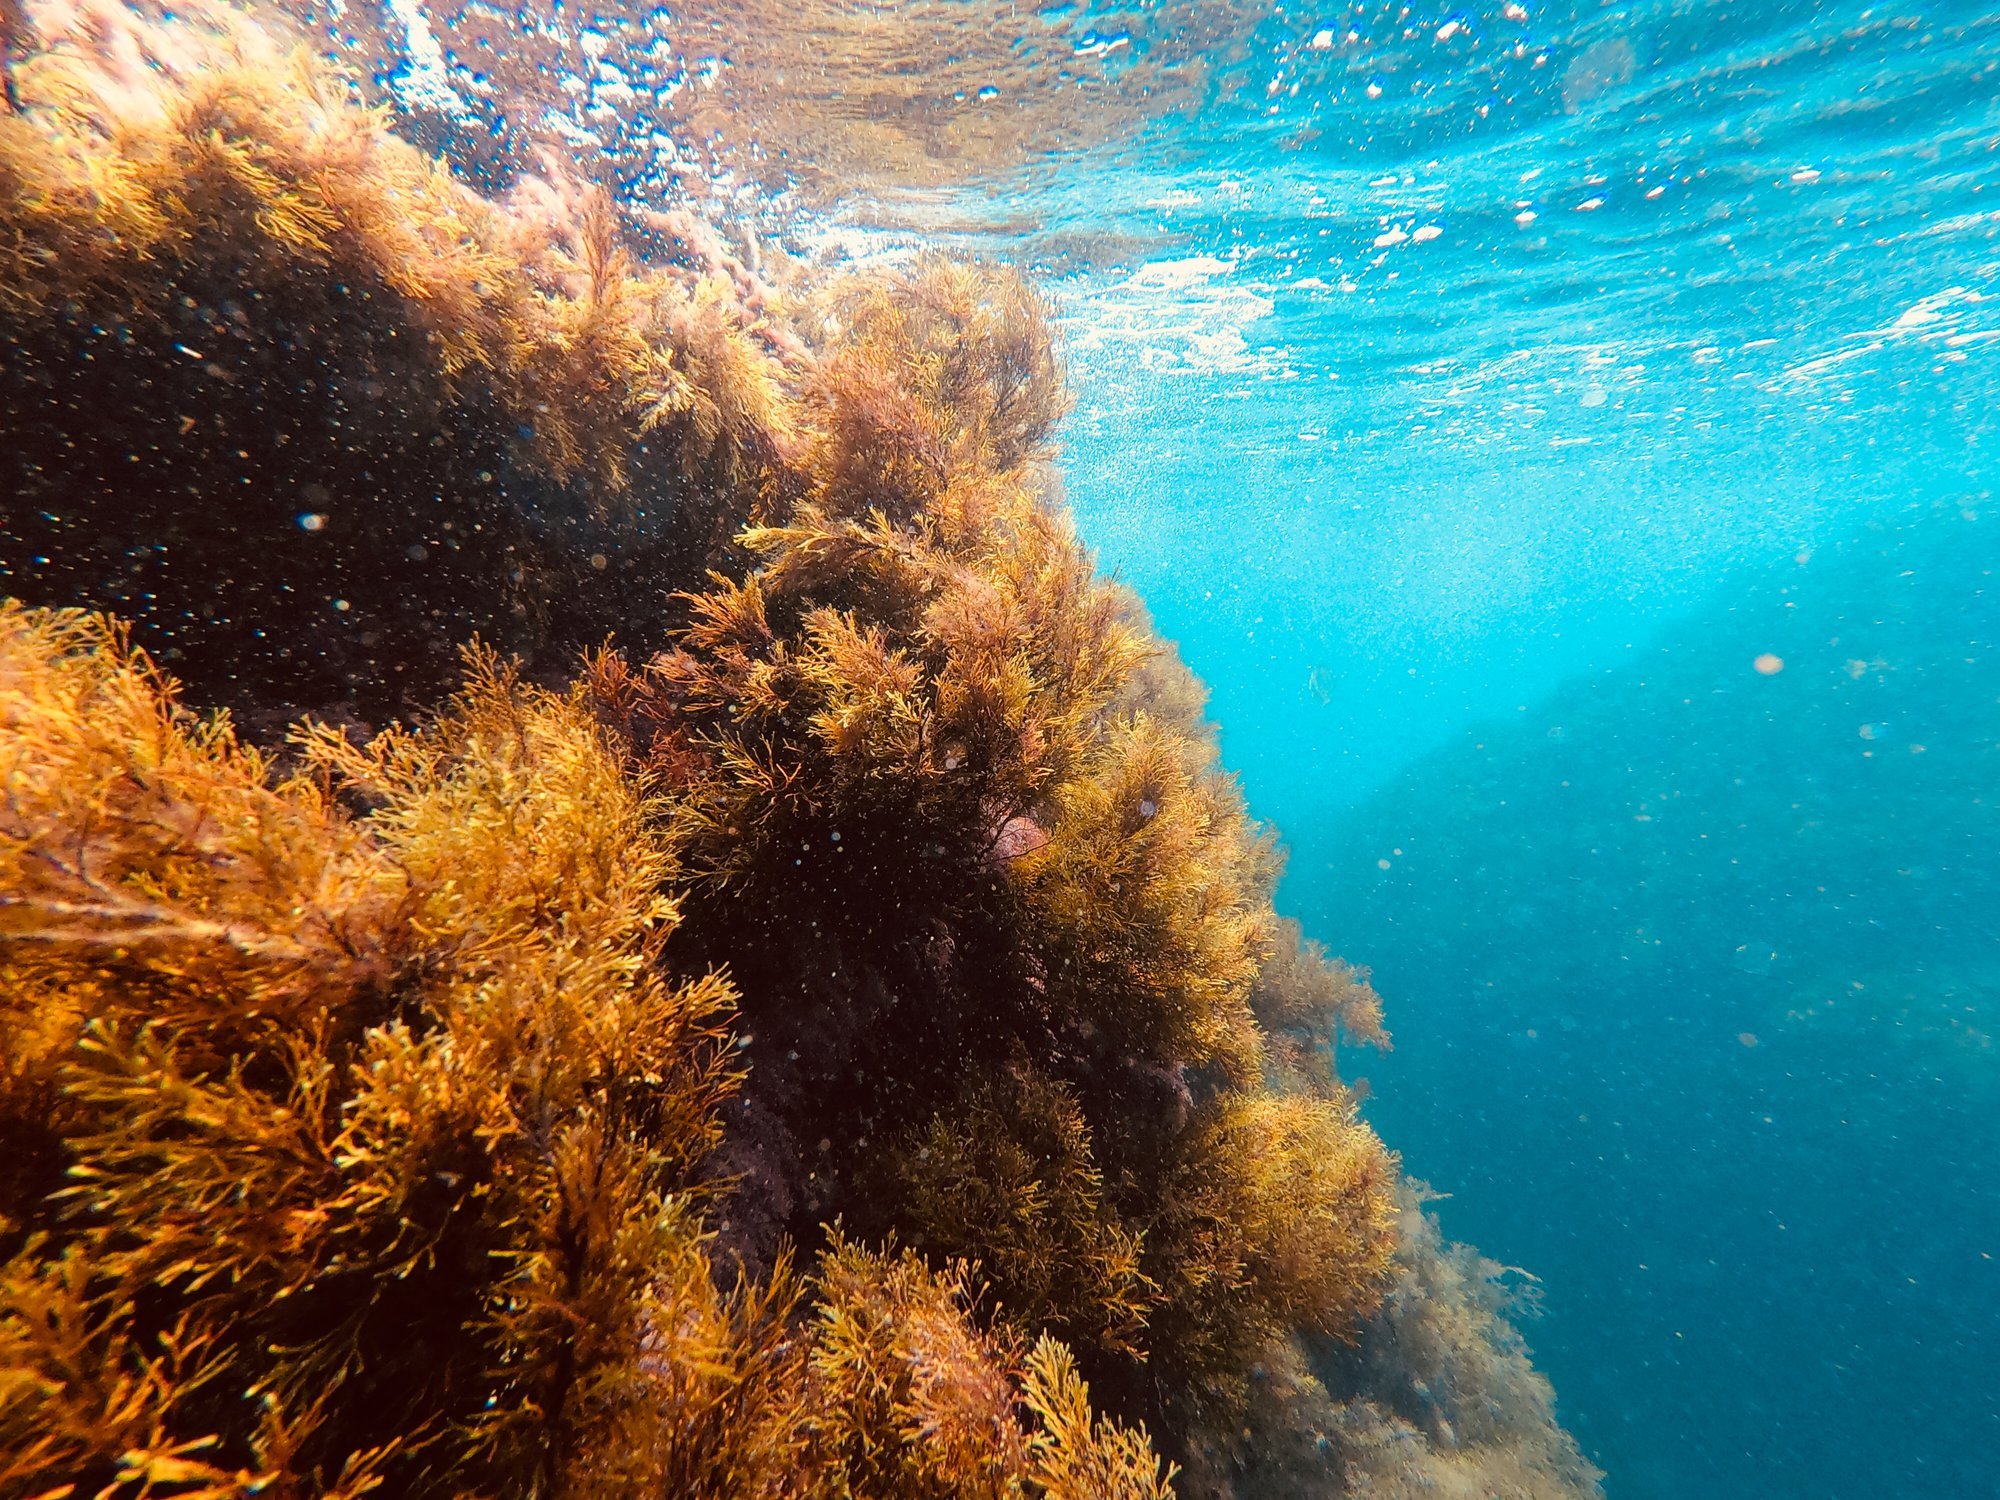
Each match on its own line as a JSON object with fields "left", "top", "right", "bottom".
{"left": 0, "top": 604, "right": 1172, "bottom": 1497}
{"left": 0, "top": 7, "right": 1602, "bottom": 1495}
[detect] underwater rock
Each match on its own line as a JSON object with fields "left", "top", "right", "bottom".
{"left": 0, "top": 7, "right": 1599, "bottom": 1494}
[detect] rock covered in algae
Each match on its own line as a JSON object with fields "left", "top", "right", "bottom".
{"left": 0, "top": 0, "right": 799, "bottom": 733}
{"left": 0, "top": 6, "right": 1602, "bottom": 1495}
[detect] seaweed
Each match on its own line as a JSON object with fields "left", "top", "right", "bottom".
{"left": 1252, "top": 918, "right": 1391, "bottom": 1098}
{"left": 586, "top": 254, "right": 1402, "bottom": 1442}
{"left": 0, "top": 602, "right": 734, "bottom": 1491}
{"left": 0, "top": 10, "right": 1598, "bottom": 1491}
{"left": 1176, "top": 1187, "right": 1603, "bottom": 1500}
{"left": 882, "top": 1065, "right": 1160, "bottom": 1361}
{"left": 805, "top": 1234, "right": 1173, "bottom": 1500}
{"left": 0, "top": 601, "right": 1171, "bottom": 1497}
{"left": 0, "top": 0, "right": 796, "bottom": 728}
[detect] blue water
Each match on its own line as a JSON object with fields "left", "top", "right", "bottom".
{"left": 1301, "top": 515, "right": 2000, "bottom": 1498}
{"left": 952, "top": 1, "right": 2000, "bottom": 1493}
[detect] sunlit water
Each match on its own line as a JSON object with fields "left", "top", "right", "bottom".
{"left": 766, "top": 0, "right": 2000, "bottom": 1493}
{"left": 921, "top": 2, "right": 2000, "bottom": 1494}
{"left": 181, "top": 0, "right": 2000, "bottom": 1491}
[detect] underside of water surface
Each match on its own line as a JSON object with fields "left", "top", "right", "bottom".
{"left": 0, "top": 0, "right": 1993, "bottom": 1497}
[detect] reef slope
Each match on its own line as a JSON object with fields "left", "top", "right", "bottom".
{"left": 0, "top": 7, "right": 1599, "bottom": 1495}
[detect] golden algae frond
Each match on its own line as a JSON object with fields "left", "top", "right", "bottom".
{"left": 1176, "top": 1187, "right": 1604, "bottom": 1500}
{"left": 0, "top": 601, "right": 735, "bottom": 1492}
{"left": 1252, "top": 917, "right": 1392, "bottom": 1098}
{"left": 0, "top": 601, "right": 1171, "bottom": 1497}
{"left": 0, "top": 0, "right": 792, "bottom": 486}
{"left": 882, "top": 1066, "right": 1160, "bottom": 1361}
{"left": 806, "top": 1235, "right": 1173, "bottom": 1499}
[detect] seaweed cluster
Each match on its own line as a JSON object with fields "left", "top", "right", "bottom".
{"left": 583, "top": 254, "right": 1402, "bottom": 1436}
{"left": 1177, "top": 1185, "right": 1604, "bottom": 1499}
{"left": 0, "top": 8, "right": 1598, "bottom": 1495}
{"left": 0, "top": 604, "right": 1173, "bottom": 1497}
{"left": 0, "top": 0, "right": 796, "bottom": 731}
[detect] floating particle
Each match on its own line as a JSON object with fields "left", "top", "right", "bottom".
{"left": 1311, "top": 27, "right": 1334, "bottom": 48}
{"left": 1412, "top": 224, "right": 1443, "bottom": 242}
{"left": 1515, "top": 208, "right": 1538, "bottom": 225}
{"left": 298, "top": 512, "right": 327, "bottom": 532}
{"left": 1563, "top": 35, "right": 1635, "bottom": 109}
{"left": 1737, "top": 1032, "right": 1759, "bottom": 1048}
{"left": 1753, "top": 652, "right": 1784, "bottom": 675}
{"left": 1373, "top": 226, "right": 1408, "bottom": 247}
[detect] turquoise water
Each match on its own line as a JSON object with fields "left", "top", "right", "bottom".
{"left": 989, "top": 2, "right": 2000, "bottom": 1493}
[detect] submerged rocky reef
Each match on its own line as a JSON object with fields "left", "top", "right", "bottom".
{"left": 0, "top": 5, "right": 1602, "bottom": 1494}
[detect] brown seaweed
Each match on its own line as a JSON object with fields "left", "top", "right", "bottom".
{"left": 0, "top": 11, "right": 1600, "bottom": 1493}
